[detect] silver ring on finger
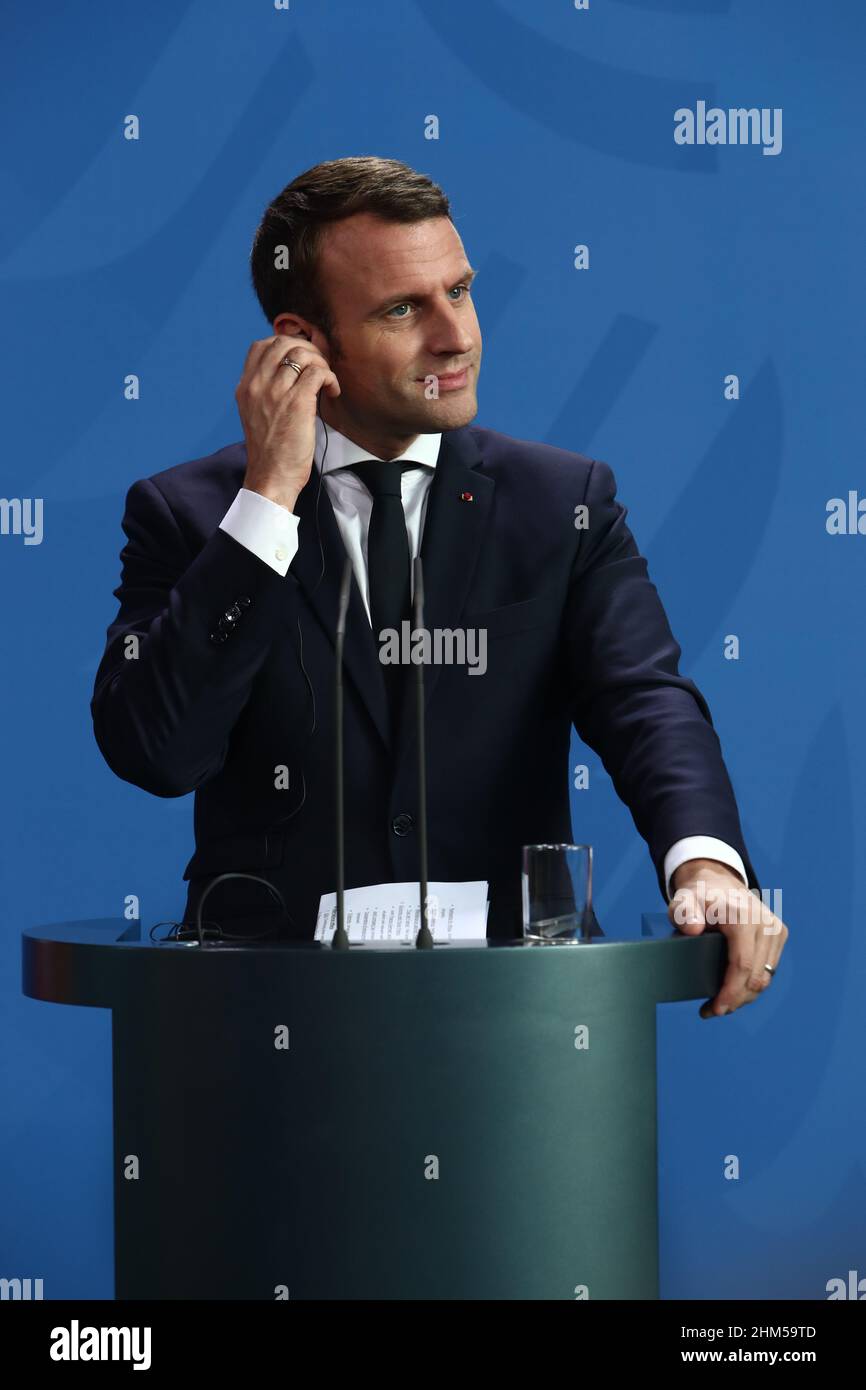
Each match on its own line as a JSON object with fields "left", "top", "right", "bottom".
{"left": 282, "top": 357, "right": 303, "bottom": 376}
{"left": 763, "top": 963, "right": 776, "bottom": 976}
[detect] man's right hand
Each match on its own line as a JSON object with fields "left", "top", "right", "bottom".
{"left": 235, "top": 334, "right": 342, "bottom": 512}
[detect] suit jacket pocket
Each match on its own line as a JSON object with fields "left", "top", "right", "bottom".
{"left": 182, "top": 828, "right": 286, "bottom": 881}
{"left": 463, "top": 590, "right": 559, "bottom": 639}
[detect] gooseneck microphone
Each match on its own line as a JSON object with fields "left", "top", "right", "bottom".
{"left": 332, "top": 554, "right": 353, "bottom": 950}
{"left": 413, "top": 555, "right": 434, "bottom": 950}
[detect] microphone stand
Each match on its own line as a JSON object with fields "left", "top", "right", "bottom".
{"left": 332, "top": 555, "right": 353, "bottom": 950}
{"left": 413, "top": 556, "right": 434, "bottom": 949}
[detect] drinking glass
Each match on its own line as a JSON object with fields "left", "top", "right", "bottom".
{"left": 521, "top": 844, "right": 593, "bottom": 942}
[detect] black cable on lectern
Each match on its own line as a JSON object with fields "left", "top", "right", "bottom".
{"left": 194, "top": 872, "right": 293, "bottom": 945}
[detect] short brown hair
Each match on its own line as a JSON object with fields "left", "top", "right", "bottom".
{"left": 249, "top": 156, "right": 451, "bottom": 347}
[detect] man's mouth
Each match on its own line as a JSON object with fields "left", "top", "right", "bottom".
{"left": 416, "top": 365, "right": 471, "bottom": 391}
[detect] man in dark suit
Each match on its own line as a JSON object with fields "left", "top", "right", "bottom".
{"left": 91, "top": 156, "right": 787, "bottom": 1016}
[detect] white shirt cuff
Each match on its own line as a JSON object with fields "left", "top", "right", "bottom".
{"left": 663, "top": 836, "right": 748, "bottom": 901}
{"left": 219, "top": 487, "right": 300, "bottom": 576}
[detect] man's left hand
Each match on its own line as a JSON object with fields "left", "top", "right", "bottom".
{"left": 668, "top": 858, "right": 788, "bottom": 1019}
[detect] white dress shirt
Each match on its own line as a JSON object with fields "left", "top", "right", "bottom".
{"left": 219, "top": 416, "right": 748, "bottom": 901}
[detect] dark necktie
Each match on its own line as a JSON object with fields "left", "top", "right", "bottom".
{"left": 343, "top": 459, "right": 414, "bottom": 732}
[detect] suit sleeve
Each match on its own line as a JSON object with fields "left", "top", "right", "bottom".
{"left": 564, "top": 459, "right": 760, "bottom": 902}
{"left": 91, "top": 476, "right": 293, "bottom": 797}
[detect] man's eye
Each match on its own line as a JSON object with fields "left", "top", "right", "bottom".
{"left": 385, "top": 286, "right": 470, "bottom": 318}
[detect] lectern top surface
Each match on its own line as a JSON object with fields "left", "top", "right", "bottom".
{"left": 23, "top": 914, "right": 679, "bottom": 950}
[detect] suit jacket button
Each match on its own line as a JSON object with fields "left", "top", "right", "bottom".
{"left": 391, "top": 813, "right": 414, "bottom": 836}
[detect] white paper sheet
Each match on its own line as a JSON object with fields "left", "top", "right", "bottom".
{"left": 315, "top": 881, "right": 489, "bottom": 944}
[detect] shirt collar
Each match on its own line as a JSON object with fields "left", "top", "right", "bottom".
{"left": 314, "top": 415, "right": 441, "bottom": 475}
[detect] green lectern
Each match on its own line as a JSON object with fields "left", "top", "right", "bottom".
{"left": 22, "top": 914, "right": 724, "bottom": 1300}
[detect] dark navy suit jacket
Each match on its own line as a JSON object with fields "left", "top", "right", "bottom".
{"left": 91, "top": 424, "right": 759, "bottom": 939}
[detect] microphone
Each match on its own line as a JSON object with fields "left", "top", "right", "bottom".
{"left": 332, "top": 554, "right": 353, "bottom": 950}
{"left": 413, "top": 555, "right": 434, "bottom": 949}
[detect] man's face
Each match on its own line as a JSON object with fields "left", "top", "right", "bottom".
{"left": 303, "top": 213, "right": 482, "bottom": 449}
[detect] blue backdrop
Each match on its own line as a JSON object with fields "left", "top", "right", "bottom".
{"left": 2, "top": 0, "right": 863, "bottom": 1300}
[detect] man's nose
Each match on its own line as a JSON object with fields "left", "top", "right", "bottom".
{"left": 425, "top": 300, "right": 477, "bottom": 354}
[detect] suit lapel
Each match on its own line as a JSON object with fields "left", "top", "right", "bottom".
{"left": 285, "top": 425, "right": 493, "bottom": 757}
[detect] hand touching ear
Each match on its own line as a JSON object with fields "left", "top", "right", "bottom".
{"left": 235, "top": 334, "right": 341, "bottom": 512}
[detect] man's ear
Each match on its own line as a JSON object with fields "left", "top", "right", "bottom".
{"left": 272, "top": 313, "right": 312, "bottom": 341}
{"left": 272, "top": 316, "right": 332, "bottom": 358}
